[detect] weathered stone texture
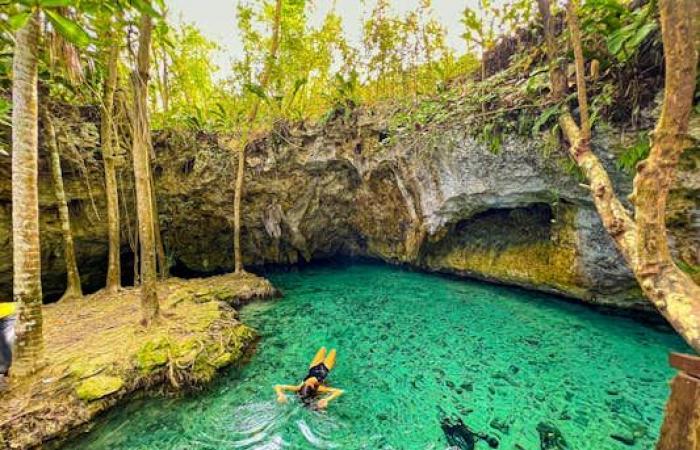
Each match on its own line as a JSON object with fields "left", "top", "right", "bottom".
{"left": 0, "top": 105, "right": 697, "bottom": 310}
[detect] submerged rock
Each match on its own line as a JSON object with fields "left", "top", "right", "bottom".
{"left": 610, "top": 432, "right": 636, "bottom": 446}
{"left": 441, "top": 417, "right": 499, "bottom": 449}
{"left": 536, "top": 422, "right": 569, "bottom": 450}
{"left": 489, "top": 417, "right": 511, "bottom": 435}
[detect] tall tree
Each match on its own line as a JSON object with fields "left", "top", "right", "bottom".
{"left": 99, "top": 19, "right": 122, "bottom": 293}
{"left": 461, "top": 0, "right": 495, "bottom": 83}
{"left": 232, "top": 0, "right": 282, "bottom": 274}
{"left": 363, "top": 0, "right": 401, "bottom": 99}
{"left": 7, "top": 0, "right": 97, "bottom": 377}
{"left": 131, "top": 11, "right": 159, "bottom": 323}
{"left": 42, "top": 107, "right": 82, "bottom": 301}
{"left": 11, "top": 11, "right": 43, "bottom": 377}
{"left": 537, "top": 0, "right": 700, "bottom": 350}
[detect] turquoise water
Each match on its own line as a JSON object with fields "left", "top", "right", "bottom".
{"left": 68, "top": 263, "right": 687, "bottom": 450}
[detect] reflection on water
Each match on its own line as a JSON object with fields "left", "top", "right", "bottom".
{"left": 67, "top": 263, "right": 687, "bottom": 450}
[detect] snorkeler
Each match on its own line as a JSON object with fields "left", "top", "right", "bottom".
{"left": 274, "top": 347, "right": 344, "bottom": 409}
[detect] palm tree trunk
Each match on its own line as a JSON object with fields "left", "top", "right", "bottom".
{"left": 102, "top": 37, "right": 121, "bottom": 293}
{"left": 11, "top": 12, "right": 43, "bottom": 377}
{"left": 131, "top": 12, "right": 159, "bottom": 324}
{"left": 233, "top": 0, "right": 282, "bottom": 273}
{"left": 42, "top": 108, "right": 82, "bottom": 301}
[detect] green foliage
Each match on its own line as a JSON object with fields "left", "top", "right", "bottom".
{"left": 532, "top": 105, "right": 560, "bottom": 136}
{"left": 676, "top": 260, "right": 700, "bottom": 277}
{"left": 145, "top": 0, "right": 480, "bottom": 133}
{"left": 479, "top": 123, "right": 503, "bottom": 154}
{"left": 151, "top": 22, "right": 227, "bottom": 130}
{"left": 589, "top": 82, "right": 615, "bottom": 127}
{"left": 0, "top": 96, "right": 9, "bottom": 127}
{"left": 605, "top": 2, "right": 657, "bottom": 62}
{"left": 362, "top": 0, "right": 458, "bottom": 102}
{"left": 580, "top": 0, "right": 658, "bottom": 65}
{"left": 461, "top": 0, "right": 532, "bottom": 59}
{"left": 522, "top": 69, "right": 549, "bottom": 96}
{"left": 388, "top": 92, "right": 457, "bottom": 132}
{"left": 7, "top": 11, "right": 32, "bottom": 30}
{"left": 44, "top": 9, "right": 90, "bottom": 47}
{"left": 563, "top": 158, "right": 587, "bottom": 183}
{"left": 244, "top": 82, "right": 268, "bottom": 102}
{"left": 616, "top": 133, "right": 650, "bottom": 174}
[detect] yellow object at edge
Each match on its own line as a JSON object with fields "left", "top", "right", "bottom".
{"left": 0, "top": 302, "right": 16, "bottom": 319}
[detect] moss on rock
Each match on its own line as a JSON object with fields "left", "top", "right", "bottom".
{"left": 75, "top": 375, "right": 124, "bottom": 401}
{"left": 422, "top": 204, "right": 588, "bottom": 298}
{"left": 136, "top": 337, "right": 170, "bottom": 373}
{"left": 0, "top": 272, "right": 275, "bottom": 450}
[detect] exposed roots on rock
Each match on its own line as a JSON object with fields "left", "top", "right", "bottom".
{"left": 0, "top": 272, "right": 276, "bottom": 450}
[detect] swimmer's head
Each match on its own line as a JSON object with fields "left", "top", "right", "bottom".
{"left": 299, "top": 377, "right": 319, "bottom": 400}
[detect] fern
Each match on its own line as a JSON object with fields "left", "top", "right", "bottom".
{"left": 616, "top": 134, "right": 650, "bottom": 174}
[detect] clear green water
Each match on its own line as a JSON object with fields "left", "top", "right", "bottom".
{"left": 68, "top": 263, "right": 687, "bottom": 450}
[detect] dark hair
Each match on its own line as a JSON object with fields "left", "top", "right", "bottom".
{"left": 299, "top": 383, "right": 318, "bottom": 403}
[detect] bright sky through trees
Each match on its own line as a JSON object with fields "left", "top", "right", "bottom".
{"left": 168, "top": 0, "right": 489, "bottom": 78}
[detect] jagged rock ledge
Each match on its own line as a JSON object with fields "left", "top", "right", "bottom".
{"left": 0, "top": 103, "right": 696, "bottom": 312}
{"left": 0, "top": 273, "right": 278, "bottom": 450}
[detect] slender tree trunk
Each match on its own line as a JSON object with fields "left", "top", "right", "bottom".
{"left": 537, "top": 0, "right": 568, "bottom": 98}
{"left": 537, "top": 0, "right": 700, "bottom": 350}
{"left": 480, "top": 57, "right": 487, "bottom": 114}
{"left": 159, "top": 46, "right": 170, "bottom": 113}
{"left": 232, "top": 0, "right": 282, "bottom": 273}
{"left": 131, "top": 12, "right": 159, "bottom": 324}
{"left": 150, "top": 162, "right": 168, "bottom": 278}
{"left": 560, "top": 0, "right": 639, "bottom": 264}
{"left": 42, "top": 108, "right": 82, "bottom": 301}
{"left": 102, "top": 38, "right": 121, "bottom": 293}
{"left": 11, "top": 12, "right": 43, "bottom": 377}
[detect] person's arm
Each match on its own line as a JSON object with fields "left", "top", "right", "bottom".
{"left": 317, "top": 385, "right": 344, "bottom": 409}
{"left": 274, "top": 384, "right": 301, "bottom": 403}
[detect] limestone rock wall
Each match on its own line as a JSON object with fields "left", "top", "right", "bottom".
{"left": 0, "top": 105, "right": 697, "bottom": 311}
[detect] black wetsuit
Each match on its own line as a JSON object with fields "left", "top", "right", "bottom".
{"left": 299, "top": 363, "right": 330, "bottom": 404}
{"left": 305, "top": 363, "right": 329, "bottom": 383}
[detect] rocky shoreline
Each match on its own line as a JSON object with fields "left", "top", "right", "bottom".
{"left": 0, "top": 273, "right": 278, "bottom": 450}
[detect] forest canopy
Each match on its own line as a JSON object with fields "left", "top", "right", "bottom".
{"left": 0, "top": 0, "right": 671, "bottom": 153}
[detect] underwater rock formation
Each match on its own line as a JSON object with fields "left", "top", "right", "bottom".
{"left": 0, "top": 104, "right": 697, "bottom": 310}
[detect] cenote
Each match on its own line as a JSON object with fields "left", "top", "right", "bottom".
{"left": 66, "top": 263, "right": 687, "bottom": 450}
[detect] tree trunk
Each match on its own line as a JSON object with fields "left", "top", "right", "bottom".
{"left": 232, "top": 0, "right": 282, "bottom": 273}
{"left": 150, "top": 162, "right": 168, "bottom": 278}
{"left": 631, "top": 0, "right": 700, "bottom": 347}
{"left": 131, "top": 12, "right": 159, "bottom": 324}
{"left": 560, "top": 0, "right": 639, "bottom": 265}
{"left": 657, "top": 354, "right": 700, "bottom": 450}
{"left": 42, "top": 108, "right": 82, "bottom": 301}
{"left": 102, "top": 38, "right": 121, "bottom": 293}
{"left": 537, "top": 0, "right": 567, "bottom": 99}
{"left": 159, "top": 46, "right": 170, "bottom": 113}
{"left": 537, "top": 0, "right": 700, "bottom": 351}
{"left": 11, "top": 12, "right": 43, "bottom": 377}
